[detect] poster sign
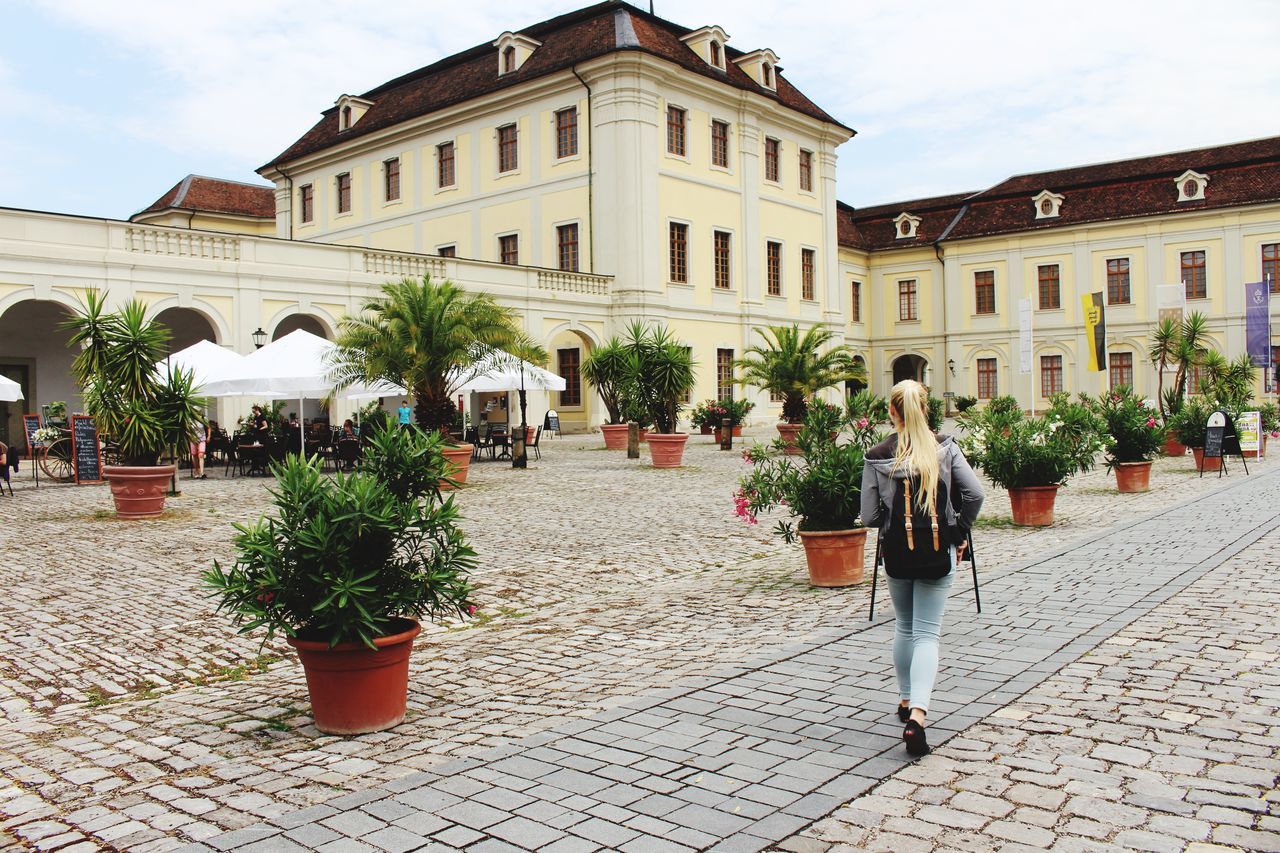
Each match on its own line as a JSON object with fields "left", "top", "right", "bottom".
{"left": 1018, "top": 298, "right": 1033, "bottom": 374}
{"left": 1081, "top": 292, "right": 1106, "bottom": 372}
{"left": 1244, "top": 281, "right": 1271, "bottom": 368}
{"left": 70, "top": 415, "right": 104, "bottom": 484}
{"left": 23, "top": 413, "right": 41, "bottom": 451}
{"left": 1238, "top": 411, "right": 1261, "bottom": 454}
{"left": 1156, "top": 284, "right": 1185, "bottom": 325}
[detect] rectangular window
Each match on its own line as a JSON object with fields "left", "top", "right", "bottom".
{"left": 1109, "top": 352, "right": 1134, "bottom": 389}
{"left": 801, "top": 248, "right": 815, "bottom": 301}
{"left": 1041, "top": 355, "right": 1063, "bottom": 396}
{"left": 716, "top": 348, "right": 735, "bottom": 401}
{"left": 336, "top": 173, "right": 351, "bottom": 214}
{"left": 1181, "top": 250, "right": 1206, "bottom": 299}
{"left": 299, "top": 185, "right": 313, "bottom": 223}
{"left": 711, "top": 120, "right": 729, "bottom": 168}
{"left": 437, "top": 142, "right": 456, "bottom": 188}
{"left": 666, "top": 106, "right": 686, "bottom": 156}
{"left": 898, "top": 279, "right": 917, "bottom": 321}
{"left": 764, "top": 138, "right": 780, "bottom": 182}
{"left": 557, "top": 348, "right": 581, "bottom": 407}
{"left": 1106, "top": 257, "right": 1131, "bottom": 305}
{"left": 974, "top": 270, "right": 995, "bottom": 315}
{"left": 499, "top": 234, "right": 519, "bottom": 265}
{"left": 977, "top": 358, "right": 997, "bottom": 399}
{"left": 1037, "top": 264, "right": 1061, "bottom": 309}
{"left": 1262, "top": 243, "right": 1280, "bottom": 294}
{"left": 556, "top": 223, "right": 579, "bottom": 272}
{"left": 383, "top": 158, "right": 400, "bottom": 202}
{"left": 669, "top": 222, "right": 688, "bottom": 283}
{"left": 555, "top": 108, "right": 578, "bottom": 158}
{"left": 766, "top": 241, "right": 782, "bottom": 296}
{"left": 437, "top": 245, "right": 456, "bottom": 258}
{"left": 498, "top": 124, "right": 518, "bottom": 173}
{"left": 850, "top": 281, "right": 862, "bottom": 323}
{"left": 798, "top": 149, "right": 813, "bottom": 192}
{"left": 713, "top": 231, "right": 732, "bottom": 289}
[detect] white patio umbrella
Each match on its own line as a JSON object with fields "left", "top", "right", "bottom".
{"left": 200, "top": 329, "right": 405, "bottom": 455}
{"left": 453, "top": 355, "right": 566, "bottom": 393}
{"left": 156, "top": 339, "right": 245, "bottom": 389}
{"left": 0, "top": 375, "right": 23, "bottom": 402}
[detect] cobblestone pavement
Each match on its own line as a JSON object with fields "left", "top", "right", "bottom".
{"left": 0, "top": 431, "right": 1274, "bottom": 850}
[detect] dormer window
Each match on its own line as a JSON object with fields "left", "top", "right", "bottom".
{"left": 1176, "top": 169, "right": 1209, "bottom": 202}
{"left": 680, "top": 25, "right": 730, "bottom": 71}
{"left": 1033, "top": 189, "right": 1065, "bottom": 220}
{"left": 493, "top": 31, "right": 542, "bottom": 76}
{"left": 762, "top": 63, "right": 772, "bottom": 87}
{"left": 894, "top": 213, "right": 922, "bottom": 240}
{"left": 733, "top": 48, "right": 780, "bottom": 90}
{"left": 334, "top": 94, "right": 374, "bottom": 132}
{"left": 340, "top": 106, "right": 352, "bottom": 130}
{"left": 710, "top": 41, "right": 721, "bottom": 67}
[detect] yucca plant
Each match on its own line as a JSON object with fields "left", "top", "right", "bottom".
{"left": 580, "top": 338, "right": 632, "bottom": 425}
{"left": 619, "top": 322, "right": 696, "bottom": 434}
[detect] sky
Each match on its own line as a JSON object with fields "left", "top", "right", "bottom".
{"left": 4, "top": 0, "right": 1280, "bottom": 220}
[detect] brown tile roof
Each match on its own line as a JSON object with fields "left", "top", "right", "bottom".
{"left": 261, "top": 1, "right": 850, "bottom": 172}
{"left": 135, "top": 175, "right": 276, "bottom": 219}
{"left": 838, "top": 136, "right": 1280, "bottom": 248}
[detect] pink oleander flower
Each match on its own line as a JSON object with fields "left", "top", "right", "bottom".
{"left": 466, "top": 604, "right": 478, "bottom": 616}
{"left": 856, "top": 418, "right": 869, "bottom": 429}
{"left": 1145, "top": 417, "right": 1157, "bottom": 428}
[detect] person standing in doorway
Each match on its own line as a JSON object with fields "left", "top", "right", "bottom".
{"left": 397, "top": 399, "right": 412, "bottom": 430}
{"left": 862, "top": 379, "right": 984, "bottom": 756}
{"left": 190, "top": 418, "right": 209, "bottom": 479}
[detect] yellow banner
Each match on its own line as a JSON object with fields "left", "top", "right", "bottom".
{"left": 1081, "top": 292, "right": 1106, "bottom": 372}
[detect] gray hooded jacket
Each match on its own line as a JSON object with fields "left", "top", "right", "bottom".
{"left": 860, "top": 433, "right": 985, "bottom": 536}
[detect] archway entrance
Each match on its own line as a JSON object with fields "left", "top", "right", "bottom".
{"left": 0, "top": 300, "right": 77, "bottom": 447}
{"left": 154, "top": 307, "right": 219, "bottom": 355}
{"left": 845, "top": 355, "right": 868, "bottom": 397}
{"left": 273, "top": 314, "right": 329, "bottom": 341}
{"left": 547, "top": 329, "right": 594, "bottom": 433}
{"left": 892, "top": 354, "right": 927, "bottom": 385}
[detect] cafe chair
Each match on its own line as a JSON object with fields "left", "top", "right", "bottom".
{"left": 337, "top": 438, "right": 361, "bottom": 472}
{"left": 529, "top": 426, "right": 543, "bottom": 460}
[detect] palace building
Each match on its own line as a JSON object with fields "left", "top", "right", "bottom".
{"left": 2, "top": 0, "right": 1278, "bottom": 444}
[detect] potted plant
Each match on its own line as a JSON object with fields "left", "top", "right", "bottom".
{"left": 1170, "top": 397, "right": 1215, "bottom": 471}
{"left": 735, "top": 324, "right": 863, "bottom": 455}
{"left": 844, "top": 390, "right": 889, "bottom": 450}
{"left": 581, "top": 338, "right": 634, "bottom": 449}
{"left": 709, "top": 399, "right": 753, "bottom": 441}
{"left": 330, "top": 275, "right": 519, "bottom": 486}
{"left": 622, "top": 323, "right": 696, "bottom": 467}
{"left": 1094, "top": 386, "right": 1163, "bottom": 492}
{"left": 690, "top": 400, "right": 718, "bottom": 435}
{"left": 954, "top": 395, "right": 978, "bottom": 414}
{"left": 1258, "top": 403, "right": 1279, "bottom": 458}
{"left": 63, "top": 292, "right": 205, "bottom": 518}
{"left": 204, "top": 425, "right": 475, "bottom": 734}
{"left": 736, "top": 401, "right": 867, "bottom": 586}
{"left": 959, "top": 394, "right": 1102, "bottom": 525}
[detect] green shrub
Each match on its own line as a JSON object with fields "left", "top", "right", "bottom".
{"left": 954, "top": 395, "right": 978, "bottom": 413}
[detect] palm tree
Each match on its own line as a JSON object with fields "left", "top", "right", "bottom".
{"left": 1172, "top": 312, "right": 1211, "bottom": 401}
{"left": 580, "top": 338, "right": 631, "bottom": 425}
{"left": 330, "top": 276, "right": 518, "bottom": 433}
{"left": 1147, "top": 317, "right": 1179, "bottom": 419}
{"left": 735, "top": 324, "right": 864, "bottom": 423}
{"left": 502, "top": 333, "right": 549, "bottom": 468}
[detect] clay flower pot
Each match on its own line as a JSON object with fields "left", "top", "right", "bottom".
{"left": 798, "top": 528, "right": 868, "bottom": 587}
{"left": 647, "top": 433, "right": 689, "bottom": 468}
{"left": 1191, "top": 447, "right": 1221, "bottom": 472}
{"left": 104, "top": 465, "right": 177, "bottom": 519}
{"left": 713, "top": 426, "right": 743, "bottom": 443}
{"left": 777, "top": 422, "right": 803, "bottom": 456}
{"left": 1007, "top": 485, "right": 1059, "bottom": 526}
{"left": 287, "top": 620, "right": 421, "bottom": 735}
{"left": 1163, "top": 434, "right": 1187, "bottom": 457}
{"left": 1114, "top": 460, "right": 1153, "bottom": 493}
{"left": 700, "top": 425, "right": 714, "bottom": 436}
{"left": 439, "top": 443, "right": 473, "bottom": 490}
{"left": 600, "top": 424, "right": 629, "bottom": 450}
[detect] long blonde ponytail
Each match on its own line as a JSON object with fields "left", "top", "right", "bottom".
{"left": 889, "top": 379, "right": 940, "bottom": 513}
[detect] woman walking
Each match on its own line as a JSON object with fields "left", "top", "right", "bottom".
{"left": 190, "top": 418, "right": 209, "bottom": 479}
{"left": 862, "top": 379, "right": 983, "bottom": 756}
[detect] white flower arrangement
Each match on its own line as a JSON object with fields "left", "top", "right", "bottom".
{"left": 32, "top": 426, "right": 62, "bottom": 444}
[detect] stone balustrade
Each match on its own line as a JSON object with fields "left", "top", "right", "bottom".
{"left": 124, "top": 226, "right": 241, "bottom": 261}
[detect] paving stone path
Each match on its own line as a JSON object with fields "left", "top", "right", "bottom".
{"left": 167, "top": 461, "right": 1280, "bottom": 852}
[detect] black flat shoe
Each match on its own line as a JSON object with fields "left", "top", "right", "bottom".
{"left": 903, "top": 720, "right": 930, "bottom": 757}
{"left": 897, "top": 705, "right": 910, "bottom": 723}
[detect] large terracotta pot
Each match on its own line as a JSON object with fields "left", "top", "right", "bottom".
{"left": 600, "top": 424, "right": 629, "bottom": 450}
{"left": 1191, "top": 447, "right": 1221, "bottom": 472}
{"left": 777, "top": 422, "right": 803, "bottom": 455}
{"left": 1163, "top": 434, "right": 1187, "bottom": 457}
{"left": 439, "top": 443, "right": 473, "bottom": 490}
{"left": 1114, "top": 460, "right": 1153, "bottom": 493}
{"left": 104, "top": 465, "right": 177, "bottom": 519}
{"left": 1008, "top": 485, "right": 1059, "bottom": 526}
{"left": 287, "top": 620, "right": 421, "bottom": 735}
{"left": 798, "top": 528, "right": 868, "bottom": 587}
{"left": 647, "top": 433, "right": 689, "bottom": 468}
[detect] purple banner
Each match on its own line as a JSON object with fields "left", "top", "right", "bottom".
{"left": 1245, "top": 281, "right": 1271, "bottom": 368}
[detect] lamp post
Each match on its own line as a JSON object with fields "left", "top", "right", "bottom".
{"left": 251, "top": 327, "right": 267, "bottom": 349}
{"left": 947, "top": 358, "right": 956, "bottom": 376}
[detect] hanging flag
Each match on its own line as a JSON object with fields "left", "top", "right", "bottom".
{"left": 1081, "top": 292, "right": 1106, "bottom": 372}
{"left": 1244, "top": 281, "right": 1270, "bottom": 368}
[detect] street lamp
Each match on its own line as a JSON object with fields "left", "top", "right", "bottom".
{"left": 252, "top": 327, "right": 267, "bottom": 349}
{"left": 947, "top": 358, "right": 956, "bottom": 376}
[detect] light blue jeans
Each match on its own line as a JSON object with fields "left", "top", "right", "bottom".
{"left": 887, "top": 551, "right": 955, "bottom": 715}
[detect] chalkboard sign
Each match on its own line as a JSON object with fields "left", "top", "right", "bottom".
{"left": 543, "top": 411, "right": 560, "bottom": 435}
{"left": 23, "top": 413, "right": 41, "bottom": 451}
{"left": 70, "top": 415, "right": 104, "bottom": 484}
{"left": 1203, "top": 425, "right": 1225, "bottom": 458}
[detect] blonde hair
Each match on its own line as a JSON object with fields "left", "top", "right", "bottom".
{"left": 889, "top": 379, "right": 940, "bottom": 513}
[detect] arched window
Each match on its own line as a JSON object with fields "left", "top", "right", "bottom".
{"left": 710, "top": 40, "right": 721, "bottom": 67}
{"left": 340, "top": 105, "right": 352, "bottom": 130}
{"left": 502, "top": 45, "right": 516, "bottom": 73}
{"left": 762, "top": 63, "right": 772, "bottom": 87}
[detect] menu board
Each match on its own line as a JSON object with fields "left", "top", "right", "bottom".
{"left": 23, "top": 413, "right": 41, "bottom": 451}
{"left": 70, "top": 415, "right": 104, "bottom": 484}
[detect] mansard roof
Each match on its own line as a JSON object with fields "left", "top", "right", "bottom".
{"left": 262, "top": 1, "right": 849, "bottom": 172}
{"left": 134, "top": 175, "right": 276, "bottom": 220}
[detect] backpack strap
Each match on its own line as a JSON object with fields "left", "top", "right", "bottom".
{"left": 903, "top": 478, "right": 915, "bottom": 551}
{"left": 928, "top": 486, "right": 940, "bottom": 551}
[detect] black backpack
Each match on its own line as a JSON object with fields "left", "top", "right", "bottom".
{"left": 882, "top": 473, "right": 962, "bottom": 580}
